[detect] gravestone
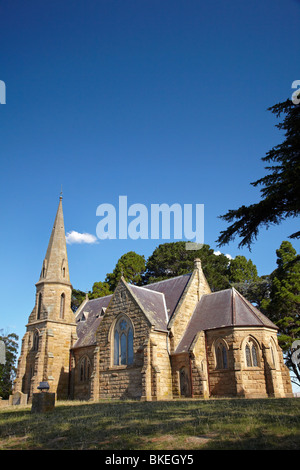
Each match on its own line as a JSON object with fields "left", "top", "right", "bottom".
{"left": 31, "top": 392, "right": 55, "bottom": 413}
{"left": 8, "top": 391, "right": 28, "bottom": 406}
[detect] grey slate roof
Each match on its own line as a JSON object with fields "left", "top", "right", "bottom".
{"left": 72, "top": 277, "right": 276, "bottom": 353}
{"left": 175, "top": 287, "right": 278, "bottom": 354}
{"left": 142, "top": 274, "right": 191, "bottom": 319}
{"left": 73, "top": 295, "right": 112, "bottom": 348}
{"left": 72, "top": 275, "right": 191, "bottom": 348}
{"left": 128, "top": 285, "right": 168, "bottom": 331}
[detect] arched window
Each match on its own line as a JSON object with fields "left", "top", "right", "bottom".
{"left": 60, "top": 293, "right": 65, "bottom": 319}
{"left": 79, "top": 356, "right": 91, "bottom": 382}
{"left": 244, "top": 338, "right": 259, "bottom": 367}
{"left": 269, "top": 340, "right": 277, "bottom": 368}
{"left": 215, "top": 340, "right": 228, "bottom": 369}
{"left": 113, "top": 315, "right": 134, "bottom": 366}
{"left": 33, "top": 330, "right": 39, "bottom": 351}
{"left": 37, "top": 293, "right": 42, "bottom": 320}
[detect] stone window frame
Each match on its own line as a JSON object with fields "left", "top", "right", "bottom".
{"left": 269, "top": 337, "right": 278, "bottom": 369}
{"left": 37, "top": 293, "right": 42, "bottom": 320}
{"left": 110, "top": 313, "right": 134, "bottom": 368}
{"left": 33, "top": 329, "right": 40, "bottom": 352}
{"left": 213, "top": 338, "right": 229, "bottom": 370}
{"left": 79, "top": 355, "right": 92, "bottom": 382}
{"left": 59, "top": 293, "right": 65, "bottom": 319}
{"left": 243, "top": 336, "right": 261, "bottom": 368}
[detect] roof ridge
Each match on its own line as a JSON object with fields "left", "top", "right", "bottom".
{"left": 128, "top": 283, "right": 165, "bottom": 296}
{"left": 126, "top": 283, "right": 163, "bottom": 329}
{"left": 232, "top": 288, "right": 236, "bottom": 325}
{"left": 85, "top": 294, "right": 113, "bottom": 302}
{"left": 202, "top": 287, "right": 232, "bottom": 296}
{"left": 234, "top": 288, "right": 265, "bottom": 325}
{"left": 144, "top": 273, "right": 191, "bottom": 287}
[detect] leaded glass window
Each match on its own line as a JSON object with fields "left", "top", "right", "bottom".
{"left": 79, "top": 356, "right": 91, "bottom": 382}
{"left": 216, "top": 341, "right": 228, "bottom": 369}
{"left": 113, "top": 316, "right": 134, "bottom": 366}
{"left": 245, "top": 339, "right": 259, "bottom": 367}
{"left": 245, "top": 344, "right": 251, "bottom": 367}
{"left": 252, "top": 344, "right": 258, "bottom": 367}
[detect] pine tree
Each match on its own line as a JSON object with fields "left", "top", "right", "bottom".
{"left": 262, "top": 241, "right": 300, "bottom": 385}
{"left": 217, "top": 96, "right": 300, "bottom": 249}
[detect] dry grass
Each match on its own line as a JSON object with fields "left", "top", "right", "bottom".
{"left": 0, "top": 397, "right": 300, "bottom": 450}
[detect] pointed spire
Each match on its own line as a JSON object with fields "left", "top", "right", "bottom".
{"left": 37, "top": 195, "right": 71, "bottom": 286}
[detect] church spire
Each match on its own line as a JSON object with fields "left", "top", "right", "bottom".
{"left": 37, "top": 195, "right": 71, "bottom": 286}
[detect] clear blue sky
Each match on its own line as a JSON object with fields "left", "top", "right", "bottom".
{"left": 0, "top": 0, "right": 299, "bottom": 376}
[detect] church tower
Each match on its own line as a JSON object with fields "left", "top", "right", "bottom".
{"left": 14, "top": 195, "right": 77, "bottom": 401}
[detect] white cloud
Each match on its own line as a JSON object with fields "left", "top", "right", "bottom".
{"left": 66, "top": 231, "right": 98, "bottom": 245}
{"left": 214, "top": 250, "right": 233, "bottom": 260}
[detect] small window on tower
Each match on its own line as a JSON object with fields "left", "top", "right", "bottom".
{"left": 60, "top": 293, "right": 65, "bottom": 319}
{"left": 33, "top": 330, "right": 39, "bottom": 351}
{"left": 37, "top": 293, "right": 42, "bottom": 320}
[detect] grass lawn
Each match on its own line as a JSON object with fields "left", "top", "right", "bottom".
{"left": 0, "top": 397, "right": 299, "bottom": 450}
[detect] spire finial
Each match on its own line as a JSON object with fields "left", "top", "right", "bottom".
{"left": 60, "top": 185, "right": 63, "bottom": 200}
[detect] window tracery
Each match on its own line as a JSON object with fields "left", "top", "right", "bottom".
{"left": 113, "top": 315, "right": 134, "bottom": 366}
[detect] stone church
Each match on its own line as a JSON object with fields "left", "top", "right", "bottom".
{"left": 12, "top": 197, "right": 293, "bottom": 402}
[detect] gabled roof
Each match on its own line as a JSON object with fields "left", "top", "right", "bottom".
{"left": 175, "top": 288, "right": 277, "bottom": 354}
{"left": 142, "top": 274, "right": 191, "bottom": 320}
{"left": 73, "top": 295, "right": 112, "bottom": 349}
{"left": 72, "top": 275, "right": 191, "bottom": 348}
{"left": 128, "top": 284, "right": 168, "bottom": 331}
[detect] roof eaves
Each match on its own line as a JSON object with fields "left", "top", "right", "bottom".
{"left": 125, "top": 282, "right": 156, "bottom": 329}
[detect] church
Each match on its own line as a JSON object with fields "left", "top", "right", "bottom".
{"left": 12, "top": 197, "right": 293, "bottom": 402}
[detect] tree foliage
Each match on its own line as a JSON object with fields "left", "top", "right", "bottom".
{"left": 228, "top": 255, "right": 258, "bottom": 283}
{"left": 217, "top": 97, "right": 300, "bottom": 249}
{"left": 261, "top": 241, "right": 300, "bottom": 385}
{"left": 231, "top": 276, "right": 271, "bottom": 310}
{"left": 143, "top": 242, "right": 231, "bottom": 292}
{"left": 0, "top": 331, "right": 18, "bottom": 399}
{"left": 71, "top": 289, "right": 86, "bottom": 312}
{"left": 75, "top": 242, "right": 262, "bottom": 302}
{"left": 89, "top": 281, "right": 112, "bottom": 300}
{"left": 105, "top": 251, "right": 146, "bottom": 291}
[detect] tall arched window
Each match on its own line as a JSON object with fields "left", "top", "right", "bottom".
{"left": 79, "top": 356, "right": 91, "bottom": 382}
{"left": 33, "top": 330, "right": 39, "bottom": 351}
{"left": 60, "top": 293, "right": 65, "bottom": 319}
{"left": 269, "top": 341, "right": 277, "bottom": 368}
{"left": 37, "top": 293, "right": 42, "bottom": 320}
{"left": 113, "top": 315, "right": 134, "bottom": 366}
{"left": 245, "top": 338, "right": 259, "bottom": 367}
{"left": 215, "top": 340, "right": 228, "bottom": 369}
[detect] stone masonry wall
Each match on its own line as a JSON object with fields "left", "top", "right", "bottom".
{"left": 205, "top": 327, "right": 293, "bottom": 398}
{"left": 149, "top": 330, "right": 172, "bottom": 400}
{"left": 95, "top": 280, "right": 151, "bottom": 400}
{"left": 169, "top": 263, "right": 211, "bottom": 353}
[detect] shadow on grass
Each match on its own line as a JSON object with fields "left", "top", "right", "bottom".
{"left": 0, "top": 398, "right": 299, "bottom": 450}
